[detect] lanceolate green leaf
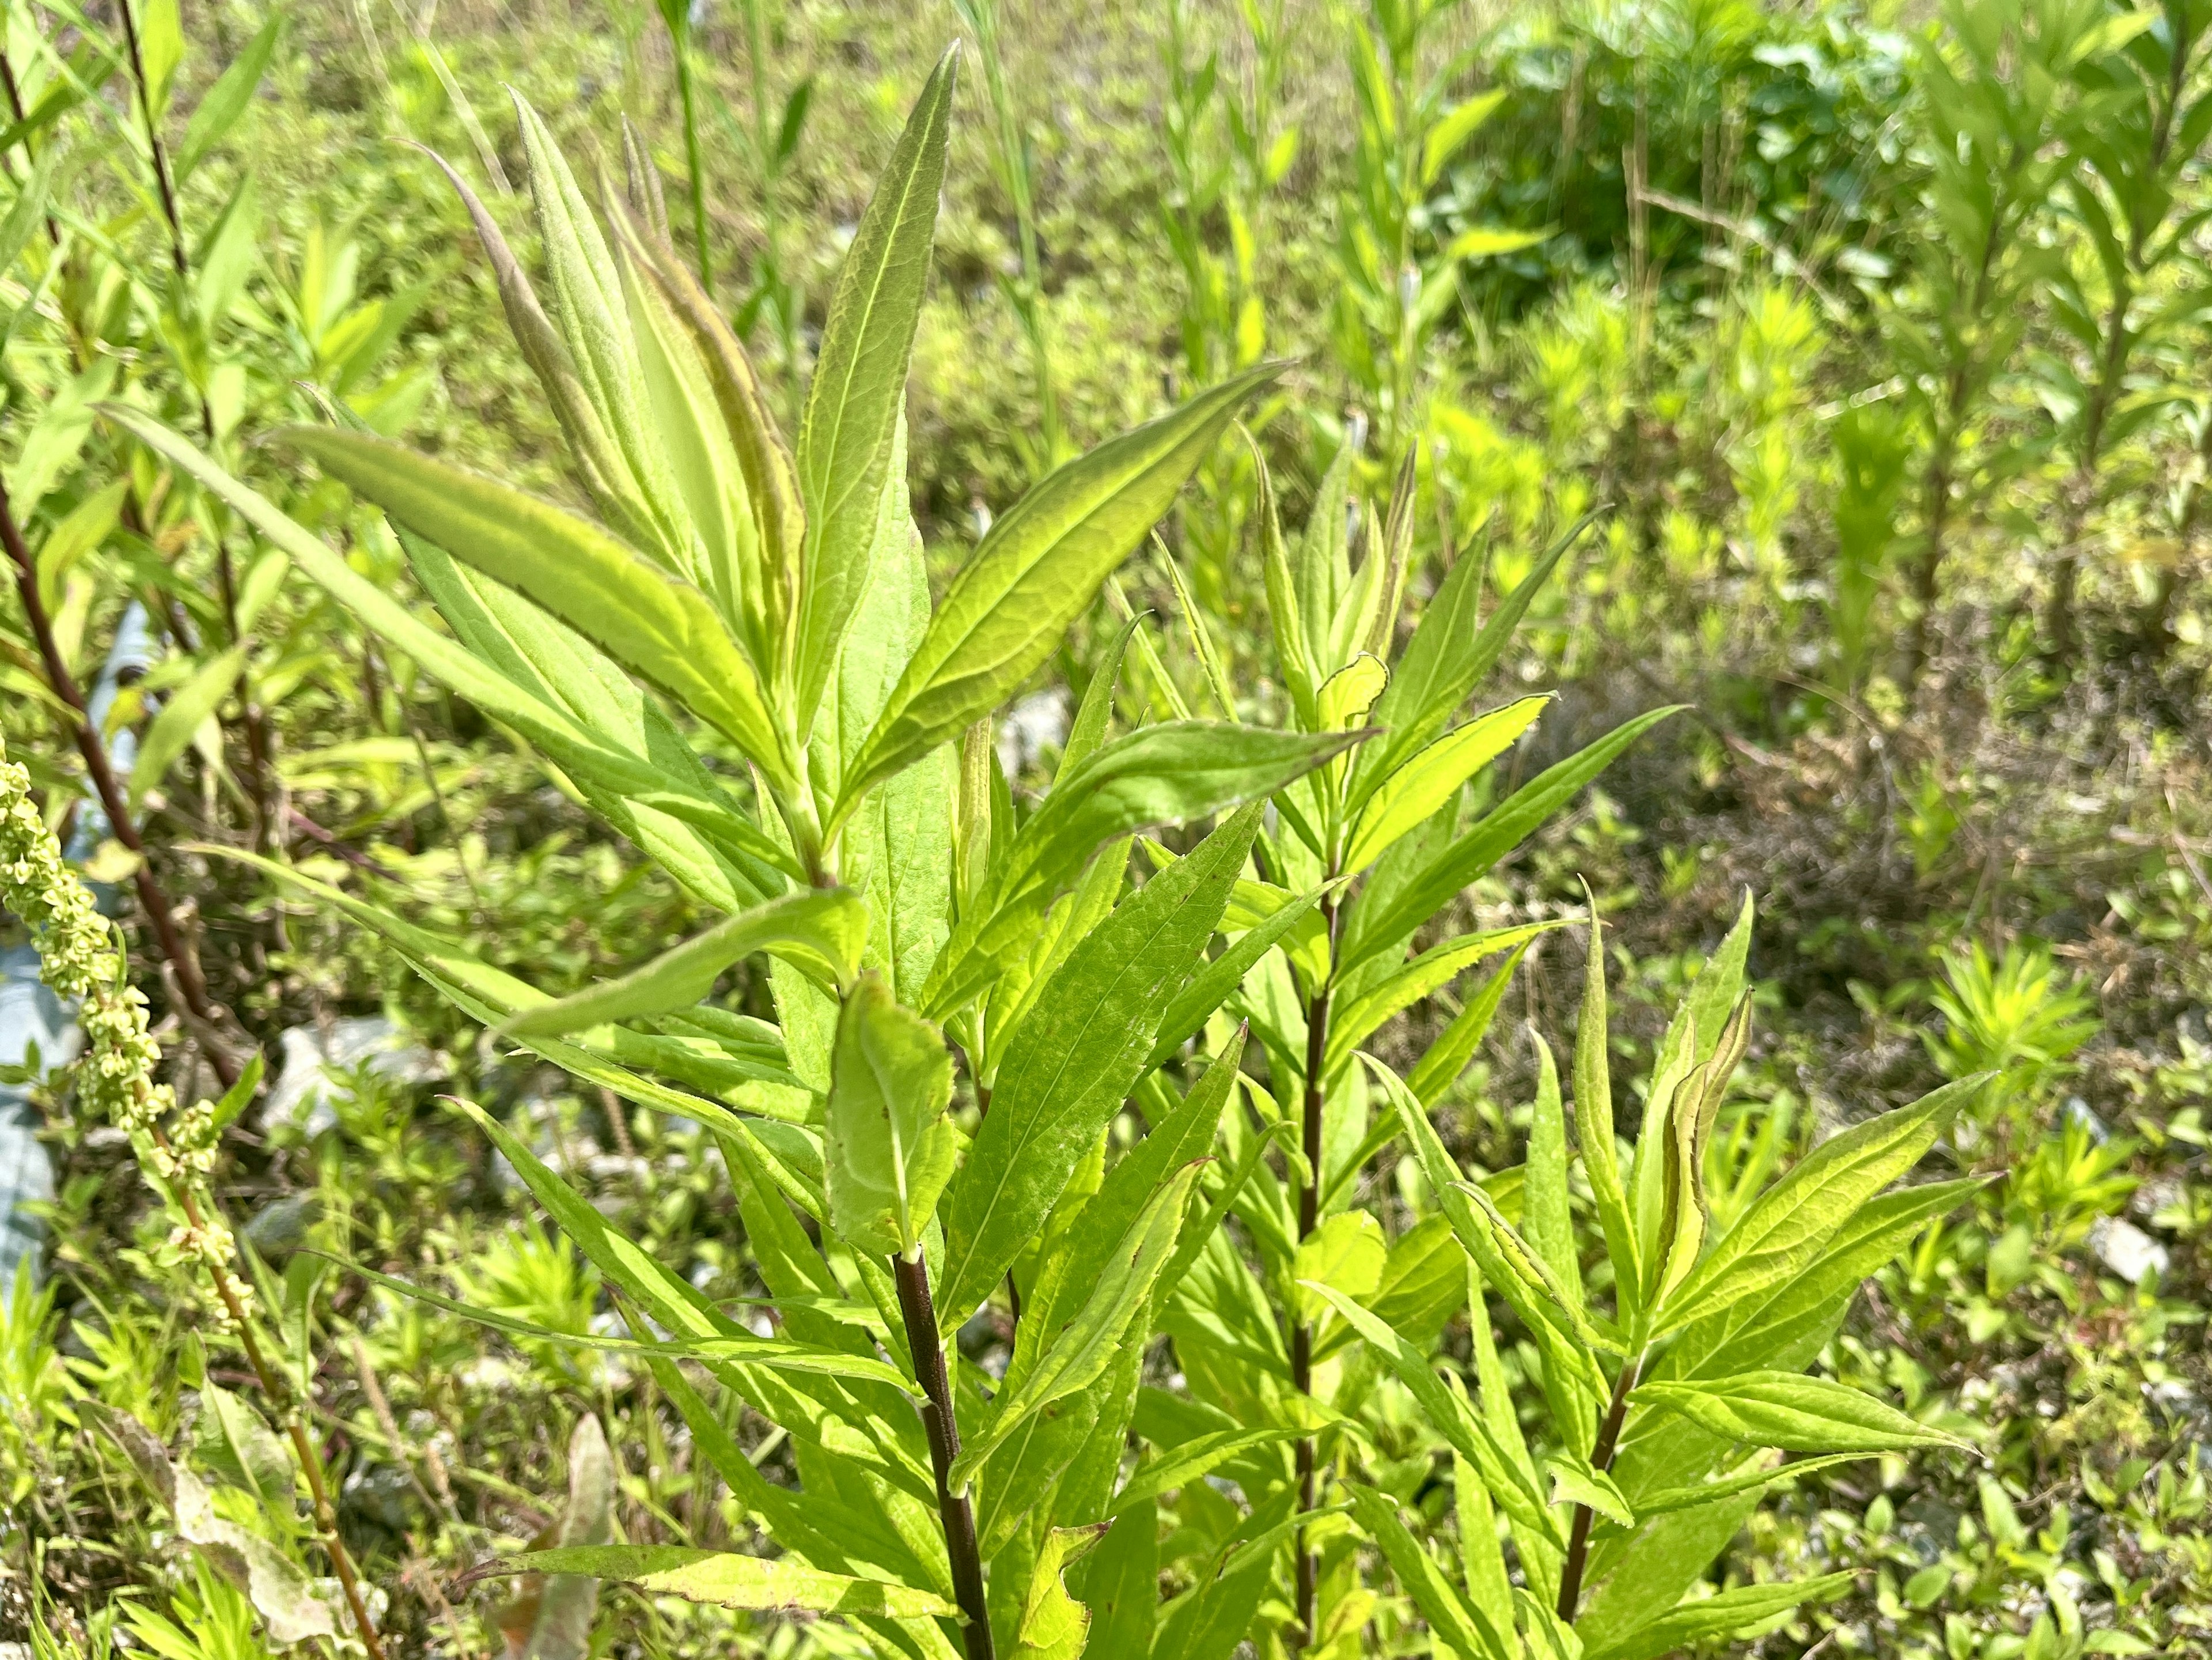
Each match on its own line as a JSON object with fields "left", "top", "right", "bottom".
{"left": 1149, "top": 886, "right": 1331, "bottom": 1068}
{"left": 824, "top": 973, "right": 957, "bottom": 1257}
{"left": 1346, "top": 512, "right": 1589, "bottom": 814}
{"left": 950, "top": 1160, "right": 1201, "bottom": 1489}
{"left": 838, "top": 364, "right": 1284, "bottom": 820}
{"left": 1304, "top": 1281, "right": 1557, "bottom": 1544}
{"left": 1058, "top": 611, "right": 1142, "bottom": 779}
{"left": 1369, "top": 1057, "right": 1612, "bottom": 1390}
{"left": 276, "top": 426, "right": 793, "bottom": 788}
{"left": 174, "top": 9, "right": 281, "bottom": 180}
{"left": 1325, "top": 921, "right": 1564, "bottom": 1072}
{"left": 422, "top": 146, "right": 662, "bottom": 553}
{"left": 507, "top": 1546, "right": 959, "bottom": 1620}
{"left": 1678, "top": 1177, "right": 1983, "bottom": 1378}
{"left": 1405, "top": 943, "right": 1529, "bottom": 1105}
{"left": 935, "top": 804, "right": 1261, "bottom": 1326}
{"left": 1581, "top": 1573, "right": 1854, "bottom": 1660}
{"left": 999, "top": 721, "right": 1359, "bottom": 912}
{"left": 1342, "top": 695, "right": 1550, "bottom": 872}
{"left": 1346, "top": 1483, "right": 1516, "bottom": 1660}
{"left": 337, "top": 1258, "right": 908, "bottom": 1387}
{"left": 1025, "top": 1028, "right": 1247, "bottom": 1343}
{"left": 400, "top": 530, "right": 789, "bottom": 909}
{"left": 129, "top": 644, "right": 245, "bottom": 808}
{"left": 1576, "top": 897, "right": 1641, "bottom": 1321}
{"left": 793, "top": 46, "right": 956, "bottom": 733}
{"left": 1652, "top": 1077, "right": 1981, "bottom": 1336}
{"left": 1339, "top": 706, "right": 1683, "bottom": 977}
{"left": 1629, "top": 1450, "right": 1873, "bottom": 1516}
{"left": 509, "top": 93, "right": 688, "bottom": 565}
{"left": 1104, "top": 1427, "right": 1301, "bottom": 1518}
{"left": 1636, "top": 1371, "right": 1969, "bottom": 1453}
{"left": 499, "top": 889, "right": 868, "bottom": 1038}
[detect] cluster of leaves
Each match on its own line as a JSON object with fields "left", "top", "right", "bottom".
{"left": 3, "top": 0, "right": 2211, "bottom": 1657}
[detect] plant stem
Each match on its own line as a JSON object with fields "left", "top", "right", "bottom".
{"left": 163, "top": 1162, "right": 385, "bottom": 1657}
{"left": 672, "top": 37, "right": 712, "bottom": 294}
{"left": 112, "top": 0, "right": 274, "bottom": 844}
{"left": 114, "top": 0, "right": 188, "bottom": 283}
{"left": 1291, "top": 890, "right": 1342, "bottom": 1649}
{"left": 1555, "top": 1349, "right": 1643, "bottom": 1623}
{"left": 1, "top": 474, "right": 240, "bottom": 1087}
{"left": 892, "top": 1251, "right": 995, "bottom": 1660}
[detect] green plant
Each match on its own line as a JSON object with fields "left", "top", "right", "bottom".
{"left": 1293, "top": 897, "right": 1981, "bottom": 1657}
{"left": 2036, "top": 0, "right": 2212, "bottom": 660}
{"left": 1333, "top": 0, "right": 1544, "bottom": 462}
{"left": 1927, "top": 938, "right": 2099, "bottom": 1135}
{"left": 117, "top": 52, "right": 1366, "bottom": 1657}
{"left": 1888, "top": 0, "right": 2115, "bottom": 687}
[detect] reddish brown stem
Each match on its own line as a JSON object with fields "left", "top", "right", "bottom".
{"left": 1292, "top": 891, "right": 1342, "bottom": 1649}
{"left": 1, "top": 475, "right": 239, "bottom": 1087}
{"left": 892, "top": 1252, "right": 995, "bottom": 1660}
{"left": 1555, "top": 1353, "right": 1643, "bottom": 1623}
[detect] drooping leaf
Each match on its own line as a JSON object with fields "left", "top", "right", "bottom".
{"left": 499, "top": 889, "right": 865, "bottom": 1038}
{"left": 1013, "top": 1525, "right": 1108, "bottom": 1660}
{"left": 1073, "top": 1500, "right": 1157, "bottom": 1655}
{"left": 1302, "top": 1281, "right": 1558, "bottom": 1545}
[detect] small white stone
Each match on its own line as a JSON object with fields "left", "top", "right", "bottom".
{"left": 2089, "top": 1216, "right": 2170, "bottom": 1283}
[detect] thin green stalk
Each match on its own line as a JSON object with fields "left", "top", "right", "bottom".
{"left": 671, "top": 26, "right": 712, "bottom": 293}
